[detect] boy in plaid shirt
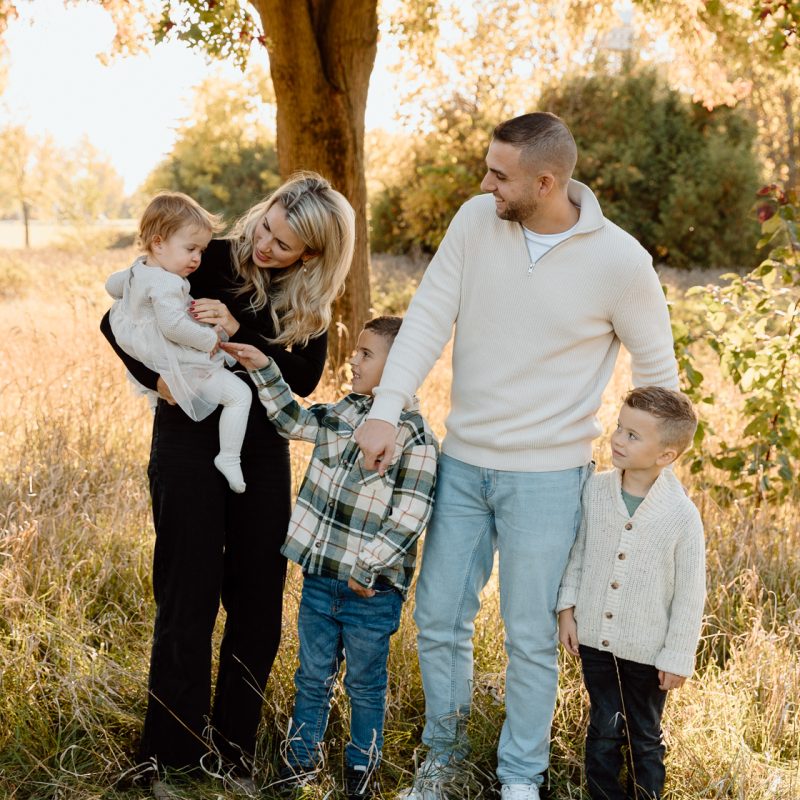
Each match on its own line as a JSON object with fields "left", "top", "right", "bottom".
{"left": 222, "top": 316, "right": 438, "bottom": 799}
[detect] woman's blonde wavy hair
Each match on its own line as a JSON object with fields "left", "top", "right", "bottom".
{"left": 227, "top": 171, "right": 356, "bottom": 347}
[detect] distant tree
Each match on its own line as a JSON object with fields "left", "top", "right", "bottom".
{"left": 142, "top": 70, "right": 280, "bottom": 225}
{"left": 0, "top": 124, "right": 53, "bottom": 247}
{"left": 370, "top": 97, "right": 489, "bottom": 254}
{"left": 51, "top": 136, "right": 125, "bottom": 223}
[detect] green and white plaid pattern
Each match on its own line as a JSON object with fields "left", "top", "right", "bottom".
{"left": 250, "top": 359, "right": 438, "bottom": 596}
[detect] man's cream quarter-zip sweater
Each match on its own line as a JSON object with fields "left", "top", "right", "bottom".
{"left": 370, "top": 181, "right": 679, "bottom": 472}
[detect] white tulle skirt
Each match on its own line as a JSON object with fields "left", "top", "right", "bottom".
{"left": 110, "top": 307, "right": 230, "bottom": 422}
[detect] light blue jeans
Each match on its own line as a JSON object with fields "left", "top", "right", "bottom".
{"left": 414, "top": 453, "right": 590, "bottom": 786}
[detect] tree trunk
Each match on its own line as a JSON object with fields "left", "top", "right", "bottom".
{"left": 254, "top": 0, "right": 378, "bottom": 371}
{"left": 782, "top": 87, "right": 798, "bottom": 193}
{"left": 22, "top": 200, "right": 29, "bottom": 248}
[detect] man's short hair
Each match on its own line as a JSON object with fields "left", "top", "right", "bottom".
{"left": 624, "top": 386, "right": 698, "bottom": 454}
{"left": 492, "top": 112, "right": 577, "bottom": 184}
{"left": 363, "top": 315, "right": 402, "bottom": 345}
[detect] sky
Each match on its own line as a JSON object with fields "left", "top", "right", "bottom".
{"left": 2, "top": 1, "right": 400, "bottom": 193}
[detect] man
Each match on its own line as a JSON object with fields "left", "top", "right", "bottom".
{"left": 355, "top": 112, "right": 678, "bottom": 800}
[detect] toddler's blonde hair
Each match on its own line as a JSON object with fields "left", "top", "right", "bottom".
{"left": 138, "top": 192, "right": 223, "bottom": 253}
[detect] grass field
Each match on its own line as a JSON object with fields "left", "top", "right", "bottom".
{"left": 0, "top": 220, "right": 137, "bottom": 250}
{"left": 0, "top": 240, "right": 797, "bottom": 799}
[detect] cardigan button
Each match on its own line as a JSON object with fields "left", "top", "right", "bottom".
{"left": 605, "top": 612, "right": 613, "bottom": 619}
{"left": 601, "top": 640, "right": 610, "bottom": 647}
{"left": 618, "top": 552, "right": 626, "bottom": 560}
{"left": 611, "top": 581, "right": 619, "bottom": 589}
{"left": 624, "top": 522, "right": 633, "bottom": 530}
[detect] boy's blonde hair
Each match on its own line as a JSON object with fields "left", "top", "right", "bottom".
{"left": 138, "top": 192, "right": 223, "bottom": 253}
{"left": 227, "top": 171, "right": 356, "bottom": 348}
{"left": 624, "top": 386, "right": 698, "bottom": 454}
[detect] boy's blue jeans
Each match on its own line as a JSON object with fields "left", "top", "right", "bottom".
{"left": 285, "top": 574, "right": 403, "bottom": 771}
{"left": 579, "top": 645, "right": 667, "bottom": 799}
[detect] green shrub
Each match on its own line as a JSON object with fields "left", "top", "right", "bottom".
{"left": 541, "top": 67, "right": 761, "bottom": 268}
{"left": 369, "top": 98, "right": 490, "bottom": 254}
{"left": 372, "top": 67, "right": 762, "bottom": 269}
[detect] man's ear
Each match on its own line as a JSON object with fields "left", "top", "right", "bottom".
{"left": 537, "top": 172, "right": 557, "bottom": 198}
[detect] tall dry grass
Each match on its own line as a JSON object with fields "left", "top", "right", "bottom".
{"left": 0, "top": 244, "right": 797, "bottom": 799}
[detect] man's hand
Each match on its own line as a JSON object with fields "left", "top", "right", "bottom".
{"left": 347, "top": 577, "right": 376, "bottom": 598}
{"left": 219, "top": 342, "right": 270, "bottom": 371}
{"left": 354, "top": 419, "right": 397, "bottom": 476}
{"left": 658, "top": 671, "right": 686, "bottom": 691}
{"left": 558, "top": 608, "right": 580, "bottom": 657}
{"left": 156, "top": 376, "right": 177, "bottom": 405}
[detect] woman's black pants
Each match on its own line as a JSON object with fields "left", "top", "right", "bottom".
{"left": 139, "top": 403, "right": 291, "bottom": 775}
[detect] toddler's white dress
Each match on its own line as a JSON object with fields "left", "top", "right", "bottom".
{"left": 106, "top": 257, "right": 229, "bottom": 421}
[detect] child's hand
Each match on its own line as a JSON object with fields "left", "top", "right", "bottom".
{"left": 219, "top": 342, "right": 270, "bottom": 370}
{"left": 210, "top": 325, "right": 224, "bottom": 357}
{"left": 347, "top": 577, "right": 376, "bottom": 598}
{"left": 558, "top": 608, "right": 580, "bottom": 656}
{"left": 658, "top": 671, "right": 686, "bottom": 691}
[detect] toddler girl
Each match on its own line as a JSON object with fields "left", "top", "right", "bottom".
{"left": 105, "top": 192, "right": 251, "bottom": 493}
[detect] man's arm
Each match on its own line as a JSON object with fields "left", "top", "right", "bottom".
{"left": 611, "top": 261, "right": 679, "bottom": 389}
{"left": 350, "top": 426, "right": 438, "bottom": 588}
{"left": 356, "top": 205, "right": 468, "bottom": 471}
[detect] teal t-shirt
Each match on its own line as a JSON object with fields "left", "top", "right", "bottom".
{"left": 621, "top": 488, "right": 645, "bottom": 517}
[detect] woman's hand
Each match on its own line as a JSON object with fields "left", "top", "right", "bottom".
{"left": 190, "top": 298, "right": 241, "bottom": 337}
{"left": 219, "top": 342, "right": 270, "bottom": 371}
{"left": 156, "top": 376, "right": 177, "bottom": 405}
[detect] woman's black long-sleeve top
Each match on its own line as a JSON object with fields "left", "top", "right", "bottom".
{"left": 100, "top": 238, "right": 328, "bottom": 449}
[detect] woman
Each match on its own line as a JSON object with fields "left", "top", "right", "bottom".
{"left": 101, "top": 172, "right": 355, "bottom": 795}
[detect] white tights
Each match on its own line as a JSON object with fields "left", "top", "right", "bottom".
{"left": 213, "top": 372, "right": 252, "bottom": 493}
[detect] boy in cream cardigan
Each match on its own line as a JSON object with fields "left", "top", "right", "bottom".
{"left": 558, "top": 387, "right": 705, "bottom": 800}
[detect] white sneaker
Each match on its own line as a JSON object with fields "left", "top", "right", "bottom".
{"left": 151, "top": 779, "right": 180, "bottom": 800}
{"left": 395, "top": 757, "right": 459, "bottom": 800}
{"left": 500, "top": 784, "right": 541, "bottom": 800}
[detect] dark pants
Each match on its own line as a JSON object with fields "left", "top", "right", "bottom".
{"left": 139, "top": 401, "right": 291, "bottom": 775}
{"left": 580, "top": 645, "right": 667, "bottom": 800}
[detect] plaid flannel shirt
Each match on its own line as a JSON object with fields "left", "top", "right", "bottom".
{"left": 250, "top": 359, "right": 439, "bottom": 597}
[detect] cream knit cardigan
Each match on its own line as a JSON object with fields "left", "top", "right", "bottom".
{"left": 369, "top": 181, "right": 679, "bottom": 472}
{"left": 558, "top": 468, "right": 706, "bottom": 677}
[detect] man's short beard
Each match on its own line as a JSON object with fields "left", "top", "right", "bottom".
{"left": 497, "top": 197, "right": 537, "bottom": 223}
